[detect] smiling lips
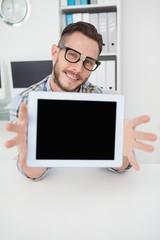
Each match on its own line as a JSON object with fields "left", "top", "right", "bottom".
{"left": 66, "top": 72, "right": 80, "bottom": 81}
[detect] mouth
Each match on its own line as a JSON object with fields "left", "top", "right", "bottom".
{"left": 66, "top": 72, "right": 80, "bottom": 81}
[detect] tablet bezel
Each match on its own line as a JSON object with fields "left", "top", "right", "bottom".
{"left": 27, "top": 91, "right": 125, "bottom": 168}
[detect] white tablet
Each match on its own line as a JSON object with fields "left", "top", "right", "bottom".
{"left": 27, "top": 91, "right": 125, "bottom": 168}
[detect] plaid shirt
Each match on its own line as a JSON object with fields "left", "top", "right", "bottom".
{"left": 10, "top": 75, "right": 106, "bottom": 122}
{"left": 10, "top": 75, "right": 131, "bottom": 181}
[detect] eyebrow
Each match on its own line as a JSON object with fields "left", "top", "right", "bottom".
{"left": 60, "top": 44, "right": 98, "bottom": 62}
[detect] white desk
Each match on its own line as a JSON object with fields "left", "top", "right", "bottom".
{"left": 0, "top": 121, "right": 160, "bottom": 240}
{"left": 0, "top": 160, "right": 160, "bottom": 240}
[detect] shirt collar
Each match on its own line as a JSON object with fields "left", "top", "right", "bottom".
{"left": 46, "top": 75, "right": 53, "bottom": 92}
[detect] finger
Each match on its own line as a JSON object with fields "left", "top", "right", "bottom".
{"left": 134, "top": 131, "right": 157, "bottom": 141}
{"left": 134, "top": 141, "right": 155, "bottom": 152}
{"left": 128, "top": 115, "right": 150, "bottom": 128}
{"left": 18, "top": 101, "right": 28, "bottom": 121}
{"left": 5, "top": 122, "right": 18, "bottom": 133}
{"left": 128, "top": 152, "right": 140, "bottom": 171}
{"left": 19, "top": 148, "right": 27, "bottom": 166}
{"left": 5, "top": 137, "right": 17, "bottom": 148}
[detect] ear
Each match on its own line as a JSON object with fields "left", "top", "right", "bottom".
{"left": 51, "top": 44, "right": 60, "bottom": 61}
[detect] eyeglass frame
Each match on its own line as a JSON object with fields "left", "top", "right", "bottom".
{"left": 58, "top": 44, "right": 101, "bottom": 71}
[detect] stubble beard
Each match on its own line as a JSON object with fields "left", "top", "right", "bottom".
{"left": 53, "top": 60, "right": 90, "bottom": 92}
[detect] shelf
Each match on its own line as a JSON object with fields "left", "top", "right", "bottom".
{"left": 59, "top": 0, "right": 121, "bottom": 92}
{"left": 61, "top": 5, "right": 117, "bottom": 14}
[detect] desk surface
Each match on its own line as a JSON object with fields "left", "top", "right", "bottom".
{"left": 0, "top": 160, "right": 160, "bottom": 240}
{"left": 0, "top": 122, "right": 160, "bottom": 240}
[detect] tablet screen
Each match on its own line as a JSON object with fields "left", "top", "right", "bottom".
{"left": 36, "top": 99, "right": 116, "bottom": 160}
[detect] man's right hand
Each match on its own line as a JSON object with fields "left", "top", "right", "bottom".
{"left": 5, "top": 102, "right": 47, "bottom": 179}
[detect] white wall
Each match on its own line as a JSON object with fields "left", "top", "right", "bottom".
{"left": 0, "top": 0, "right": 159, "bottom": 163}
{"left": 0, "top": 0, "right": 60, "bottom": 60}
{"left": 121, "top": 0, "right": 160, "bottom": 163}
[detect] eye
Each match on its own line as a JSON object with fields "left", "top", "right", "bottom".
{"left": 85, "top": 58, "right": 95, "bottom": 67}
{"left": 68, "top": 50, "right": 79, "bottom": 60}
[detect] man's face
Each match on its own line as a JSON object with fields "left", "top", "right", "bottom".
{"left": 51, "top": 32, "right": 99, "bottom": 92}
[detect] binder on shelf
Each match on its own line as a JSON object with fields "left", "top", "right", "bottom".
{"left": 96, "top": 61, "right": 106, "bottom": 90}
{"left": 65, "top": 14, "right": 73, "bottom": 26}
{"left": 67, "top": 0, "right": 75, "bottom": 5}
{"left": 60, "top": 0, "right": 67, "bottom": 6}
{"left": 103, "top": 0, "right": 111, "bottom": 4}
{"left": 73, "top": 13, "right": 83, "bottom": 23}
{"left": 80, "top": 0, "right": 89, "bottom": 4}
{"left": 105, "top": 60, "right": 116, "bottom": 91}
{"left": 61, "top": 14, "right": 66, "bottom": 30}
{"left": 82, "top": 12, "right": 90, "bottom": 22}
{"left": 97, "top": 0, "right": 104, "bottom": 4}
{"left": 98, "top": 12, "right": 108, "bottom": 54}
{"left": 109, "top": 0, "right": 118, "bottom": 4}
{"left": 89, "top": 70, "right": 97, "bottom": 86}
{"left": 89, "top": 13, "right": 99, "bottom": 31}
{"left": 108, "top": 12, "right": 117, "bottom": 53}
{"left": 89, "top": 0, "right": 97, "bottom": 4}
{"left": 75, "top": 0, "right": 80, "bottom": 4}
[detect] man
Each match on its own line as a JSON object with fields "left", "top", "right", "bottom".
{"left": 5, "top": 21, "right": 157, "bottom": 180}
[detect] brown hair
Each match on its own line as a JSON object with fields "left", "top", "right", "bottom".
{"left": 58, "top": 21, "right": 103, "bottom": 55}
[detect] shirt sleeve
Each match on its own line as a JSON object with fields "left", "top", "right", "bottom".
{"left": 9, "top": 95, "right": 51, "bottom": 181}
{"left": 9, "top": 94, "right": 24, "bottom": 122}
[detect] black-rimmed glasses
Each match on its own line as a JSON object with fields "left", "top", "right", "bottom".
{"left": 58, "top": 44, "right": 101, "bottom": 71}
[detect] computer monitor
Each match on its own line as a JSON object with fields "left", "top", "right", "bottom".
{"left": 0, "top": 59, "right": 12, "bottom": 110}
{"left": 0, "top": 59, "right": 12, "bottom": 120}
{"left": 0, "top": 60, "right": 5, "bottom": 101}
{"left": 8, "top": 60, "right": 53, "bottom": 98}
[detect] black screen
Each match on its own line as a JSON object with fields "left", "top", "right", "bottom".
{"left": 36, "top": 99, "right": 117, "bottom": 160}
{"left": 11, "top": 60, "right": 52, "bottom": 88}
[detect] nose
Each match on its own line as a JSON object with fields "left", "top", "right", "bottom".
{"left": 72, "top": 59, "right": 84, "bottom": 73}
